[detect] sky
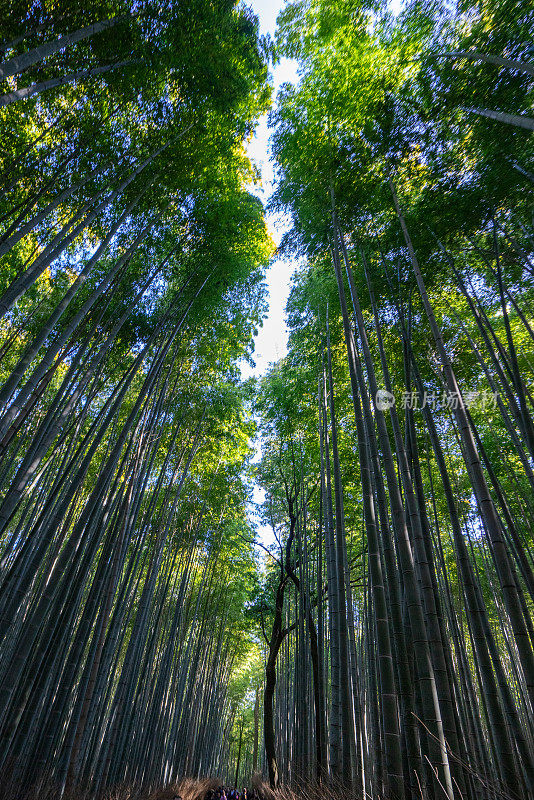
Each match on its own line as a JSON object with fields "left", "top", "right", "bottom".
{"left": 241, "top": 0, "right": 403, "bottom": 545}
{"left": 240, "top": 2, "right": 299, "bottom": 383}
{"left": 241, "top": 0, "right": 403, "bottom": 380}
{"left": 239, "top": 0, "right": 300, "bottom": 546}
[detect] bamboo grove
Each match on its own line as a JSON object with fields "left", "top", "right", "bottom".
{"left": 0, "top": 0, "right": 273, "bottom": 794}
{"left": 252, "top": 0, "right": 534, "bottom": 799}
{"left": 1, "top": 0, "right": 534, "bottom": 799}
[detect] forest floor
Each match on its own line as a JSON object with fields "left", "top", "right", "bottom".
{"left": 0, "top": 776, "right": 357, "bottom": 800}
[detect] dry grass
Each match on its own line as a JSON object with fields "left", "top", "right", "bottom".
{"left": 0, "top": 776, "right": 220, "bottom": 800}
{"left": 0, "top": 775, "right": 361, "bottom": 800}
{"left": 0, "top": 773, "right": 518, "bottom": 800}
{"left": 146, "top": 777, "right": 220, "bottom": 800}
{"left": 250, "top": 777, "right": 361, "bottom": 800}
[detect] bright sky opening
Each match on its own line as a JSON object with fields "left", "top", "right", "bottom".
{"left": 243, "top": 0, "right": 403, "bottom": 547}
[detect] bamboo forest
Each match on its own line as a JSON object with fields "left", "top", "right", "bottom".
{"left": 0, "top": 0, "right": 533, "bottom": 798}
